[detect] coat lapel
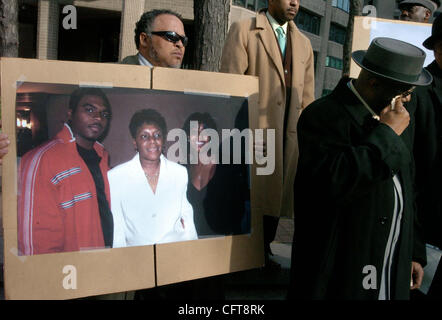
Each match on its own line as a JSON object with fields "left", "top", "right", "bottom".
{"left": 289, "top": 22, "right": 304, "bottom": 93}
{"left": 256, "top": 12, "right": 285, "bottom": 84}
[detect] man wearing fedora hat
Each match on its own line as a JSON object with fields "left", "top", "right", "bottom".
{"left": 288, "top": 37, "right": 431, "bottom": 299}
{"left": 406, "top": 13, "right": 442, "bottom": 299}
{"left": 399, "top": 0, "right": 440, "bottom": 23}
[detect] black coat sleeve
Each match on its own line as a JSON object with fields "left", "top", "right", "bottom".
{"left": 296, "top": 103, "right": 411, "bottom": 204}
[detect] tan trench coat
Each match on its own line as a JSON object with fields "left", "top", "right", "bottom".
{"left": 220, "top": 10, "right": 315, "bottom": 218}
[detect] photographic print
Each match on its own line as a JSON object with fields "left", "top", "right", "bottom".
{"left": 1, "top": 59, "right": 262, "bottom": 299}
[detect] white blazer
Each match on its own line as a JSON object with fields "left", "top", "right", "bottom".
{"left": 108, "top": 153, "right": 198, "bottom": 247}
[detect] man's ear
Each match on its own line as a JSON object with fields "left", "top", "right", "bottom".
{"left": 139, "top": 32, "right": 149, "bottom": 49}
{"left": 67, "top": 109, "right": 72, "bottom": 122}
{"left": 132, "top": 139, "right": 138, "bottom": 151}
{"left": 425, "top": 9, "right": 431, "bottom": 21}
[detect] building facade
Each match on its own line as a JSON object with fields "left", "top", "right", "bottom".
{"left": 16, "top": 0, "right": 441, "bottom": 98}
{"left": 17, "top": 0, "right": 353, "bottom": 98}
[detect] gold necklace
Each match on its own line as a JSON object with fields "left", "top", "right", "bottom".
{"left": 142, "top": 160, "right": 160, "bottom": 181}
{"left": 144, "top": 170, "right": 159, "bottom": 180}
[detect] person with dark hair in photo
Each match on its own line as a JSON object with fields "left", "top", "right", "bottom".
{"left": 181, "top": 112, "right": 249, "bottom": 237}
{"left": 108, "top": 109, "right": 197, "bottom": 247}
{"left": 182, "top": 112, "right": 218, "bottom": 236}
{"left": 120, "top": 9, "right": 187, "bottom": 68}
{"left": 171, "top": 112, "right": 249, "bottom": 300}
{"left": 17, "top": 87, "right": 114, "bottom": 255}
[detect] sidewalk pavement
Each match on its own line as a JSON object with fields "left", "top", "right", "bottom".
{"left": 224, "top": 218, "right": 293, "bottom": 300}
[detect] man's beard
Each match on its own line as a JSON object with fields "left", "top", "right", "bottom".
{"left": 149, "top": 46, "right": 182, "bottom": 69}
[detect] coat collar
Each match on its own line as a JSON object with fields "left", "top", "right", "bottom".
{"left": 58, "top": 123, "right": 107, "bottom": 158}
{"left": 331, "top": 77, "right": 379, "bottom": 130}
{"left": 256, "top": 10, "right": 298, "bottom": 83}
{"left": 131, "top": 152, "right": 167, "bottom": 170}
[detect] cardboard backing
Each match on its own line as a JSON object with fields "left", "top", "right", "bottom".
{"left": 1, "top": 58, "right": 263, "bottom": 299}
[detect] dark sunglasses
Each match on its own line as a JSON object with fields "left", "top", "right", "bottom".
{"left": 150, "top": 31, "right": 188, "bottom": 47}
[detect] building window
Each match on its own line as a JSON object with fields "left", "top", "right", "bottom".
{"left": 332, "top": 0, "right": 350, "bottom": 12}
{"left": 314, "top": 51, "right": 318, "bottom": 72}
{"left": 232, "top": 0, "right": 267, "bottom": 12}
{"left": 329, "top": 23, "right": 346, "bottom": 45}
{"left": 58, "top": 7, "right": 121, "bottom": 63}
{"left": 232, "top": 0, "right": 247, "bottom": 7}
{"left": 257, "top": 0, "right": 267, "bottom": 10}
{"left": 325, "top": 56, "right": 343, "bottom": 70}
{"left": 295, "top": 9, "right": 321, "bottom": 35}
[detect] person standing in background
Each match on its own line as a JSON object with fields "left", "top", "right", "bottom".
{"left": 399, "top": 0, "right": 440, "bottom": 23}
{"left": 120, "top": 9, "right": 187, "bottom": 68}
{"left": 406, "top": 14, "right": 442, "bottom": 299}
{"left": 289, "top": 38, "right": 430, "bottom": 299}
{"left": 220, "top": 0, "right": 315, "bottom": 268}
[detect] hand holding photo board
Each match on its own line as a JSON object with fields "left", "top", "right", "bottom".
{"left": 0, "top": 58, "right": 263, "bottom": 299}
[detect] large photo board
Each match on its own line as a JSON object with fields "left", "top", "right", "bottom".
{"left": 0, "top": 58, "right": 262, "bottom": 299}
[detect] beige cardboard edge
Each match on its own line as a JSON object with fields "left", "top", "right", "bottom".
{"left": 3, "top": 230, "right": 156, "bottom": 300}
{"left": 152, "top": 67, "right": 264, "bottom": 286}
{"left": 152, "top": 66, "right": 259, "bottom": 97}
{"left": 350, "top": 16, "right": 372, "bottom": 79}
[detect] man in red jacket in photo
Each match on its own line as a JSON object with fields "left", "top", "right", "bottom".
{"left": 18, "top": 87, "right": 114, "bottom": 255}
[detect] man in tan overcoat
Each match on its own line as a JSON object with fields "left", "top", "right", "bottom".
{"left": 220, "top": 0, "right": 315, "bottom": 266}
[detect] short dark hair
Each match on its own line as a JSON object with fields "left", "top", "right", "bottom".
{"left": 134, "top": 9, "right": 184, "bottom": 49}
{"left": 69, "top": 87, "right": 111, "bottom": 114}
{"left": 129, "top": 109, "right": 167, "bottom": 139}
{"left": 182, "top": 112, "right": 218, "bottom": 136}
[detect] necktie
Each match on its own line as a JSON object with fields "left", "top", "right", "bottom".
{"left": 276, "top": 26, "right": 286, "bottom": 56}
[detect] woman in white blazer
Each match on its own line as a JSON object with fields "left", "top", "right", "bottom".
{"left": 108, "top": 109, "right": 198, "bottom": 247}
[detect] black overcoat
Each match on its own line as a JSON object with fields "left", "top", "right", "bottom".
{"left": 288, "top": 77, "right": 426, "bottom": 300}
{"left": 406, "top": 60, "right": 442, "bottom": 249}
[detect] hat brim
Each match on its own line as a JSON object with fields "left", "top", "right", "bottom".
{"left": 423, "top": 34, "right": 441, "bottom": 50}
{"left": 352, "top": 50, "right": 433, "bottom": 86}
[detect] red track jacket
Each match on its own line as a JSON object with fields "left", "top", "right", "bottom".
{"left": 18, "top": 124, "right": 111, "bottom": 255}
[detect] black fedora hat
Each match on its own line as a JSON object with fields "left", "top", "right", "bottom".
{"left": 352, "top": 37, "right": 432, "bottom": 86}
{"left": 423, "top": 13, "right": 442, "bottom": 49}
